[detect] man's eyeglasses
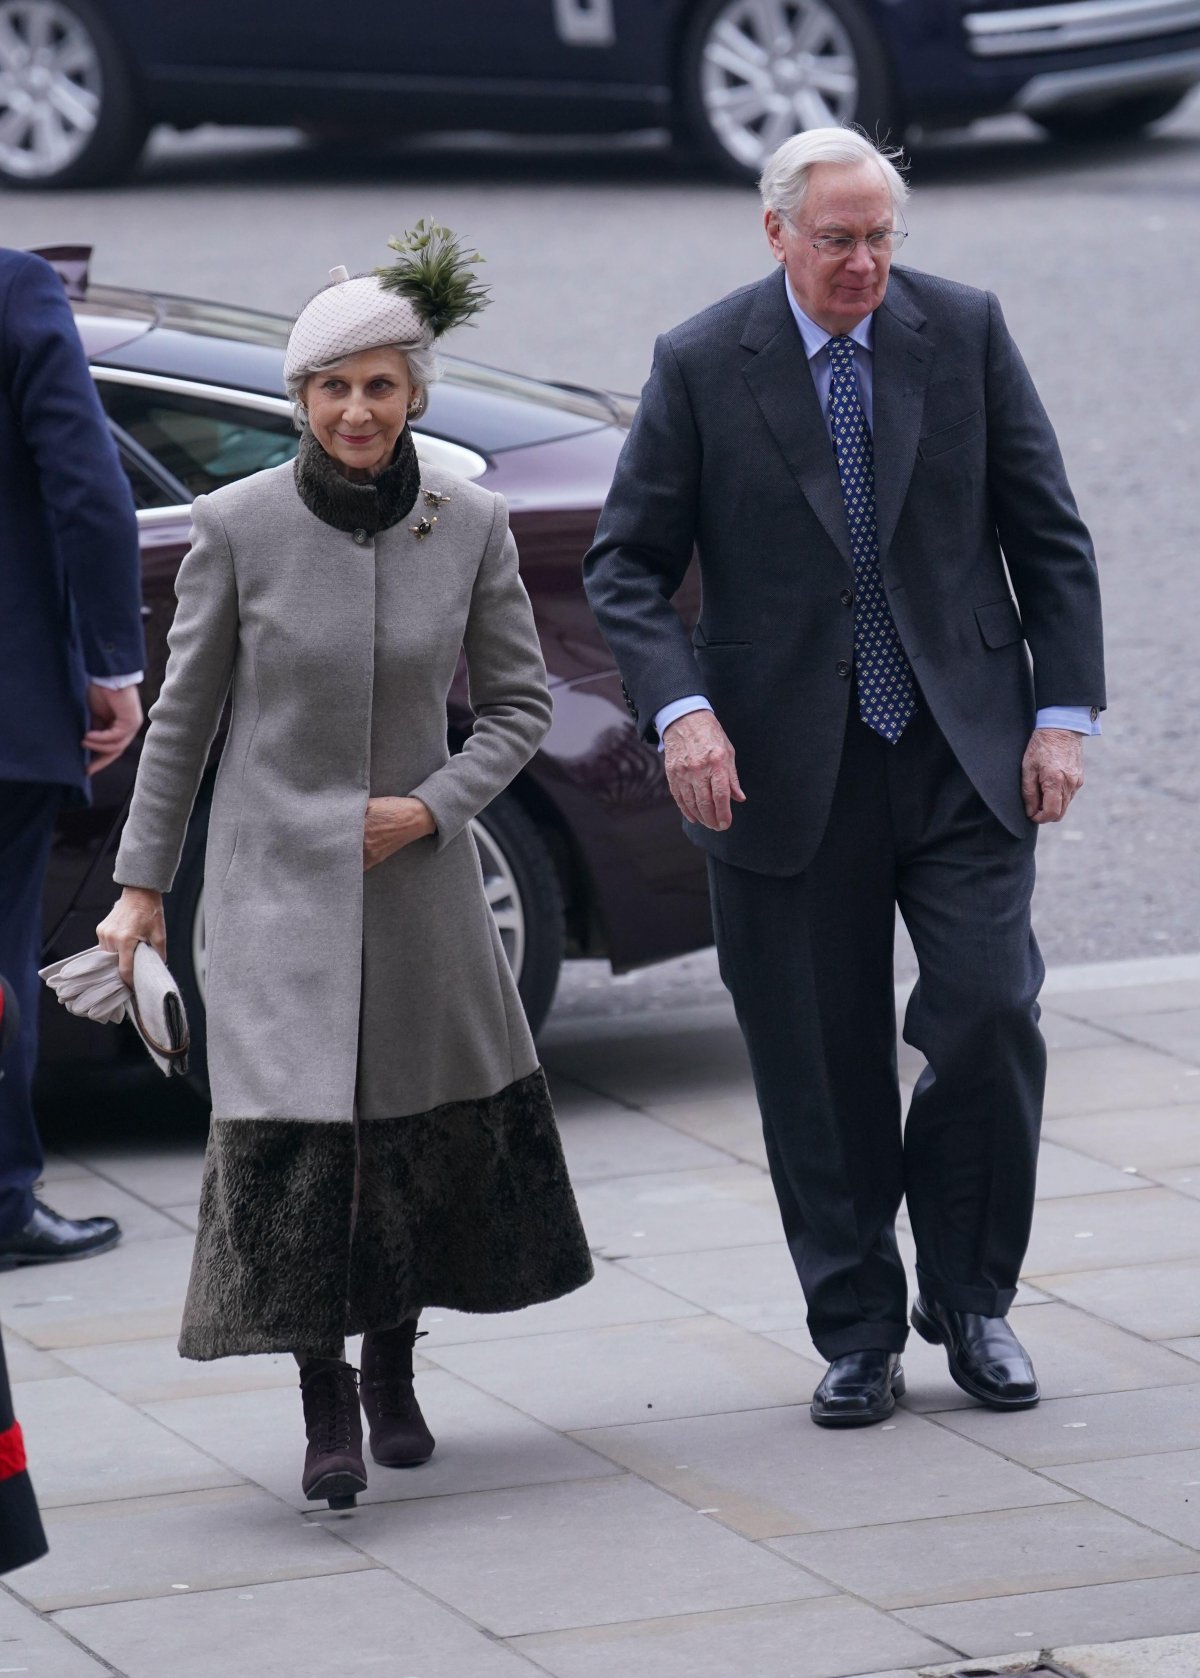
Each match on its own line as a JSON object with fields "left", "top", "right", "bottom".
{"left": 786, "top": 220, "right": 908, "bottom": 261}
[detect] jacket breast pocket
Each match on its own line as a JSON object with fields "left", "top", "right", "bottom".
{"left": 918, "top": 409, "right": 983, "bottom": 461}
{"left": 974, "top": 597, "right": 1024, "bottom": 650}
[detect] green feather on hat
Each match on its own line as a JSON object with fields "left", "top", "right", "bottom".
{"left": 374, "top": 219, "right": 489, "bottom": 338}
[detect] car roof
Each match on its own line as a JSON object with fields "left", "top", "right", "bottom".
{"left": 74, "top": 283, "right": 624, "bottom": 455}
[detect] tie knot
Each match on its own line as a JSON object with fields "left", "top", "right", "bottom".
{"left": 827, "top": 334, "right": 855, "bottom": 366}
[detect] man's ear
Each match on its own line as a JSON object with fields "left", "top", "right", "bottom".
{"left": 764, "top": 208, "right": 786, "bottom": 263}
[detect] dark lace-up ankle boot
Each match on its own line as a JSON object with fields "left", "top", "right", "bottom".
{"left": 360, "top": 1318, "right": 435, "bottom": 1468}
{"left": 298, "top": 1357, "right": 368, "bottom": 1508}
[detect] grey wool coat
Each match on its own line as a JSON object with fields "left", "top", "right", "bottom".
{"left": 115, "top": 434, "right": 593, "bottom": 1358}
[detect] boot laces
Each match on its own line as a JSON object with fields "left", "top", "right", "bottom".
{"left": 302, "top": 1361, "right": 359, "bottom": 1453}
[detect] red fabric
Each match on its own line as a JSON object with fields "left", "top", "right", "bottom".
{"left": 0, "top": 1419, "right": 27, "bottom": 1482}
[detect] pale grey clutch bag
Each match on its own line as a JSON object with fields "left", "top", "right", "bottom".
{"left": 39, "top": 944, "right": 190, "bottom": 1077}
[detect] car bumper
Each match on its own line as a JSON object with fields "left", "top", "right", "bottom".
{"left": 1014, "top": 43, "right": 1200, "bottom": 113}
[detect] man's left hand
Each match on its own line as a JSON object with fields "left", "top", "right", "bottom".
{"left": 83, "top": 682, "right": 143, "bottom": 777}
{"left": 1021, "top": 727, "right": 1084, "bottom": 824}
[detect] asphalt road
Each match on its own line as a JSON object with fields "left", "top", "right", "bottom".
{"left": 5, "top": 101, "right": 1199, "bottom": 1012}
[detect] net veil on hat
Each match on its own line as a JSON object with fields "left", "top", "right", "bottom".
{"left": 285, "top": 219, "right": 489, "bottom": 386}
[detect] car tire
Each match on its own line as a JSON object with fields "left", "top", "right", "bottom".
{"left": 0, "top": 0, "right": 148, "bottom": 191}
{"left": 1034, "top": 91, "right": 1189, "bottom": 145}
{"left": 473, "top": 790, "right": 565, "bottom": 1040}
{"left": 678, "top": 0, "right": 897, "bottom": 183}
{"left": 163, "top": 785, "right": 565, "bottom": 1101}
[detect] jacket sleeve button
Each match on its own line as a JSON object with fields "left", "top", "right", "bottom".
{"left": 835, "top": 659, "right": 851, "bottom": 678}
{"left": 840, "top": 589, "right": 854, "bottom": 607}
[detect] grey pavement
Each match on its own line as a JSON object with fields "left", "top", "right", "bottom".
{"left": 6, "top": 954, "right": 1200, "bottom": 1677}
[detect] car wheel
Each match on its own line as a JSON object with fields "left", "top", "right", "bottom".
{"left": 1034, "top": 90, "right": 1189, "bottom": 144}
{"left": 0, "top": 0, "right": 148, "bottom": 190}
{"left": 678, "top": 0, "right": 896, "bottom": 182}
{"left": 166, "top": 787, "right": 565, "bottom": 1100}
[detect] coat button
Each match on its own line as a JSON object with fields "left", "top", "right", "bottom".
{"left": 835, "top": 659, "right": 851, "bottom": 678}
{"left": 840, "top": 589, "right": 854, "bottom": 607}
{"left": 353, "top": 528, "right": 368, "bottom": 545}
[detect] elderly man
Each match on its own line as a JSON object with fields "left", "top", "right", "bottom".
{"left": 584, "top": 128, "right": 1104, "bottom": 1427}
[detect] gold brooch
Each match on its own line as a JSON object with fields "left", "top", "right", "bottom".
{"left": 409, "top": 515, "right": 437, "bottom": 540}
{"left": 423, "top": 490, "right": 451, "bottom": 508}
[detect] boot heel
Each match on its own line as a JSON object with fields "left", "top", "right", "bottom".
{"left": 891, "top": 1367, "right": 907, "bottom": 1399}
{"left": 910, "top": 1301, "right": 943, "bottom": 1346}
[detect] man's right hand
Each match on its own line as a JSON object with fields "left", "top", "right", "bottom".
{"left": 84, "top": 683, "right": 143, "bottom": 777}
{"left": 662, "top": 710, "right": 746, "bottom": 831}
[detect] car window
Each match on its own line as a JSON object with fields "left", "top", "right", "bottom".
{"left": 116, "top": 447, "right": 179, "bottom": 511}
{"left": 96, "top": 383, "right": 298, "bottom": 497}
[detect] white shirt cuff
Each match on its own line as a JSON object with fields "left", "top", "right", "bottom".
{"left": 1035, "top": 705, "right": 1101, "bottom": 736}
{"left": 654, "top": 695, "right": 713, "bottom": 750}
{"left": 88, "top": 671, "right": 143, "bottom": 690}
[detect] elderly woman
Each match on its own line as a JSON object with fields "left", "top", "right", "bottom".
{"left": 97, "top": 226, "right": 593, "bottom": 1509}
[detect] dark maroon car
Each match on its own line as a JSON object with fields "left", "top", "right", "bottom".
{"left": 40, "top": 271, "right": 710, "bottom": 1091}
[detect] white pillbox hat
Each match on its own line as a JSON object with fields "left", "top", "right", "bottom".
{"left": 284, "top": 266, "right": 430, "bottom": 387}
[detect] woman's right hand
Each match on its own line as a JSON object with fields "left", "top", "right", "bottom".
{"left": 97, "top": 888, "right": 167, "bottom": 988}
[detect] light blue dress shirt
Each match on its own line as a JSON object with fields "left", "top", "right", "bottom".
{"left": 653, "top": 279, "right": 1099, "bottom": 742}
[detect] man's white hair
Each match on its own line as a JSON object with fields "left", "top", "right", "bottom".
{"left": 759, "top": 126, "right": 909, "bottom": 222}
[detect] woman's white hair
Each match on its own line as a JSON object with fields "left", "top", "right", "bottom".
{"left": 759, "top": 126, "right": 909, "bottom": 222}
{"left": 287, "top": 340, "right": 441, "bottom": 431}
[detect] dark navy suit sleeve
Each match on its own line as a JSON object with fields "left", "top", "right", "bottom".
{"left": 583, "top": 332, "right": 708, "bottom": 741}
{"left": 983, "top": 291, "right": 1104, "bottom": 714}
{"left": 6, "top": 255, "right": 144, "bottom": 679}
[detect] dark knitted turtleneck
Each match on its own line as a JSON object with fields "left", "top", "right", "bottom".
{"left": 293, "top": 424, "right": 421, "bottom": 534}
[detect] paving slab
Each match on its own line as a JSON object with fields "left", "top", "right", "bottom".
{"left": 1053, "top": 1632, "right": 1200, "bottom": 1676}
{"left": 53, "top": 1567, "right": 535, "bottom": 1678}
{"left": 1043, "top": 1106, "right": 1200, "bottom": 1172}
{"left": 1018, "top": 1189, "right": 1200, "bottom": 1276}
{"left": 36, "top": 1151, "right": 97, "bottom": 1184}
{"left": 1097, "top": 1009, "right": 1200, "bottom": 1064}
{"left": 346, "top": 1473, "right": 832, "bottom": 1636}
{"left": 425, "top": 1313, "right": 818, "bottom": 1430}
{"left": 931, "top": 1382, "right": 1200, "bottom": 1468}
{"left": 508, "top": 1594, "right": 950, "bottom": 1678}
{"left": 1141, "top": 1165, "right": 1200, "bottom": 1200}
{"left": 1166, "top": 1336, "right": 1200, "bottom": 1362}
{"left": 0, "top": 1234, "right": 196, "bottom": 1347}
{"left": 621, "top": 1242, "right": 812, "bottom": 1334}
{"left": 1043, "top": 1045, "right": 1199, "bottom": 1117}
{"left": 63, "top": 1138, "right": 209, "bottom": 1207}
{"left": 551, "top": 1093, "right": 736, "bottom": 1180}
{"left": 897, "top": 1572, "right": 1200, "bottom": 1659}
{"left": 1044, "top": 1447, "right": 1200, "bottom": 1548}
{"left": 768, "top": 1499, "right": 1200, "bottom": 1610}
{"left": 573, "top": 1404, "right": 1074, "bottom": 1539}
{"left": 900, "top": 1302, "right": 1200, "bottom": 1410}
{"left": 1033, "top": 1143, "right": 1151, "bottom": 1199}
{"left": 1036, "top": 1011, "right": 1124, "bottom": 1052}
{"left": 1048, "top": 979, "right": 1200, "bottom": 1020}
{"left": 23, "top": 1174, "right": 191, "bottom": 1242}
{"left": 636, "top": 1092, "right": 771, "bottom": 1169}
{"left": 10, "top": 1484, "right": 372, "bottom": 1610}
{"left": 573, "top": 1164, "right": 784, "bottom": 1259}
{"left": 17, "top": 1375, "right": 238, "bottom": 1508}
{"left": 1029, "top": 1259, "right": 1200, "bottom": 1340}
{"left": 54, "top": 1336, "right": 300, "bottom": 1403}
{"left": 418, "top": 1253, "right": 704, "bottom": 1346}
{"left": 0, "top": 1327, "right": 69, "bottom": 1382}
{"left": 146, "top": 1368, "right": 619, "bottom": 1508}
{"left": 543, "top": 1018, "right": 753, "bottom": 1108}
{"left": 0, "top": 1586, "right": 110, "bottom": 1676}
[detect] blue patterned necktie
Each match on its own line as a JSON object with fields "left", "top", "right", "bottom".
{"left": 826, "top": 334, "right": 917, "bottom": 744}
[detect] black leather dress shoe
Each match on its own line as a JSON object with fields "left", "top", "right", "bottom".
{"left": 912, "top": 1296, "right": 1039, "bottom": 1410}
{"left": 810, "top": 1350, "right": 905, "bottom": 1428}
{"left": 0, "top": 1201, "right": 121, "bottom": 1269}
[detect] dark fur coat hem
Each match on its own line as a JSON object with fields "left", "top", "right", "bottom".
{"left": 178, "top": 1067, "right": 594, "bottom": 1361}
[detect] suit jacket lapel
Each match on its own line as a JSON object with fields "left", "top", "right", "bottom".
{"left": 871, "top": 283, "right": 933, "bottom": 563}
{"left": 740, "top": 273, "right": 853, "bottom": 569}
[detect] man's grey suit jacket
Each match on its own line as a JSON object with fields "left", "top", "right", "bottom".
{"left": 583, "top": 265, "right": 1105, "bottom": 877}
